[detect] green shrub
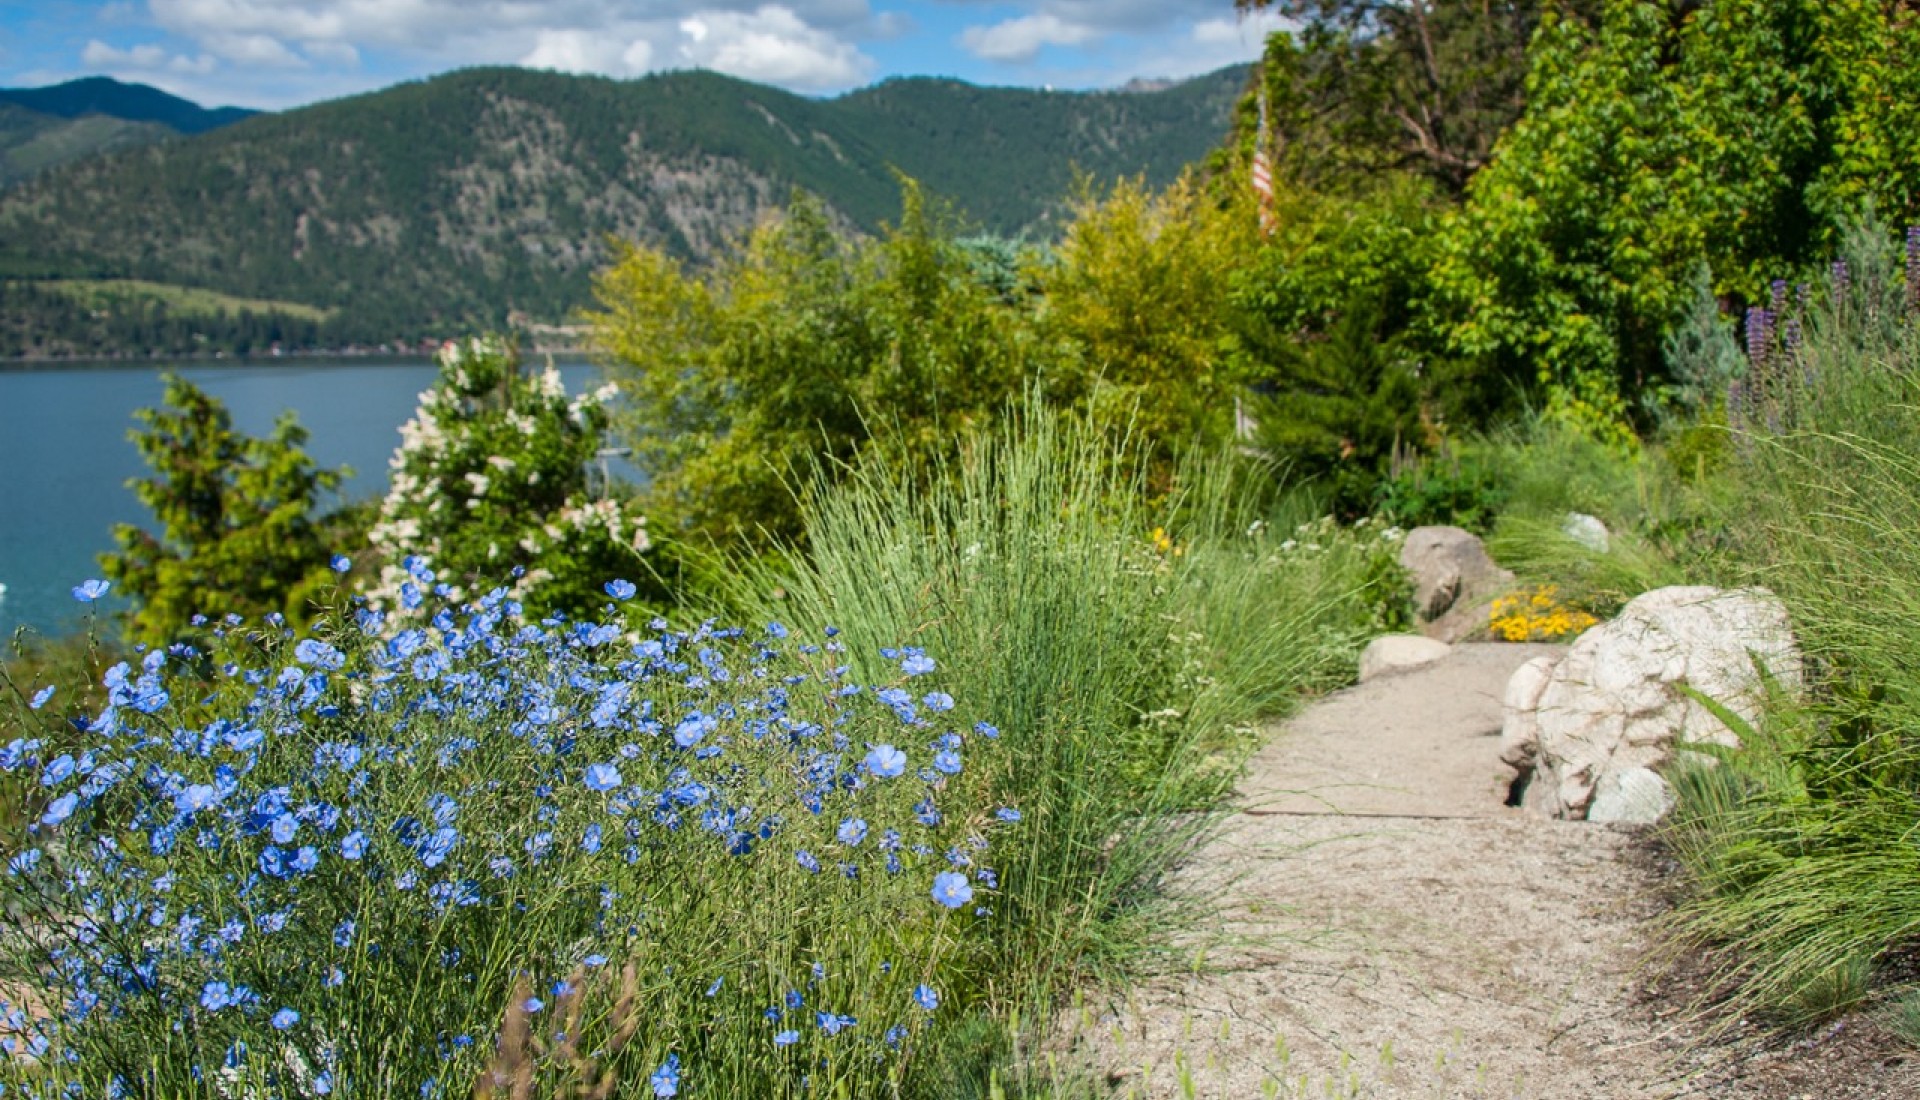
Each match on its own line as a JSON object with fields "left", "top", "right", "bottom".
{"left": 589, "top": 185, "right": 1046, "bottom": 551}
{"left": 100, "top": 374, "right": 347, "bottom": 646}
{"left": 367, "top": 335, "right": 654, "bottom": 621}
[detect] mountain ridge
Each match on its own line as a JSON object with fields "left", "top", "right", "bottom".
{"left": 0, "top": 64, "right": 1249, "bottom": 357}
{"left": 0, "top": 76, "right": 257, "bottom": 133}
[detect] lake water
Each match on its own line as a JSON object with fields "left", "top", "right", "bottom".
{"left": 0, "top": 356, "right": 616, "bottom": 639}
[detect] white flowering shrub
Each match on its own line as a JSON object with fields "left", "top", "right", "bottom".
{"left": 369, "top": 336, "right": 651, "bottom": 618}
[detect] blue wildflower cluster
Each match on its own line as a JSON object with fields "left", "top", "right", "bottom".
{"left": 0, "top": 567, "right": 1020, "bottom": 1096}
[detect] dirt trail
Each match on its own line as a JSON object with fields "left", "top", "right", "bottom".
{"left": 1074, "top": 643, "right": 1916, "bottom": 1099}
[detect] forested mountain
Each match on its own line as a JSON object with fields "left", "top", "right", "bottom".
{"left": 0, "top": 65, "right": 1245, "bottom": 356}
{"left": 0, "top": 77, "right": 256, "bottom": 188}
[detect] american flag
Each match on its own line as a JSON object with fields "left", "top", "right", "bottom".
{"left": 1252, "top": 82, "right": 1277, "bottom": 236}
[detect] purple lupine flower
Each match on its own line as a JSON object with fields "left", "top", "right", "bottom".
{"left": 1905, "top": 226, "right": 1919, "bottom": 310}
{"left": 1744, "top": 307, "right": 1772, "bottom": 372}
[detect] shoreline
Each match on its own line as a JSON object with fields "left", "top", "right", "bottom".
{"left": 0, "top": 343, "right": 595, "bottom": 371}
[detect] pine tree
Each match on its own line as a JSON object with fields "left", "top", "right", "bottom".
{"left": 102, "top": 375, "right": 347, "bottom": 643}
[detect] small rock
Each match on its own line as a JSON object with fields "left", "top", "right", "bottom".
{"left": 1587, "top": 767, "right": 1676, "bottom": 824}
{"left": 1563, "top": 512, "right": 1611, "bottom": 554}
{"left": 1358, "top": 634, "right": 1453, "bottom": 682}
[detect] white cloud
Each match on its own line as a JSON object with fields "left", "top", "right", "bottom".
{"left": 81, "top": 40, "right": 171, "bottom": 69}
{"left": 129, "top": 0, "right": 876, "bottom": 94}
{"left": 205, "top": 31, "right": 309, "bottom": 67}
{"left": 81, "top": 38, "right": 220, "bottom": 87}
{"left": 959, "top": 13, "right": 1096, "bottom": 63}
{"left": 522, "top": 28, "right": 629, "bottom": 75}
{"left": 677, "top": 6, "right": 870, "bottom": 89}
{"left": 1189, "top": 10, "right": 1291, "bottom": 51}
{"left": 302, "top": 39, "right": 360, "bottom": 67}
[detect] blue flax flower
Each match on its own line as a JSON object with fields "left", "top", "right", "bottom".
{"left": 71, "top": 579, "right": 110, "bottom": 603}
{"left": 863, "top": 744, "right": 906, "bottom": 778}
{"left": 836, "top": 818, "right": 868, "bottom": 846}
{"left": 271, "top": 1009, "right": 299, "bottom": 1030}
{"left": 605, "top": 579, "right": 637, "bottom": 600}
{"left": 293, "top": 639, "right": 345, "bottom": 670}
{"left": 583, "top": 763, "right": 622, "bottom": 792}
{"left": 816, "top": 1011, "right": 855, "bottom": 1036}
{"left": 773, "top": 1029, "right": 799, "bottom": 1047}
{"left": 913, "top": 984, "right": 939, "bottom": 1011}
{"left": 650, "top": 1053, "right": 680, "bottom": 1097}
{"left": 40, "top": 793, "right": 77, "bottom": 827}
{"left": 28, "top": 686, "right": 53, "bottom": 711}
{"left": 931, "top": 871, "right": 973, "bottom": 910}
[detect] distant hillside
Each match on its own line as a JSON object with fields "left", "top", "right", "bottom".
{"left": 0, "top": 77, "right": 257, "bottom": 188}
{"left": 0, "top": 65, "right": 1246, "bottom": 356}
{"left": 0, "top": 77, "right": 257, "bottom": 133}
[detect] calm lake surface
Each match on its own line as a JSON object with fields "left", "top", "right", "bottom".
{"left": 0, "top": 356, "right": 614, "bottom": 639}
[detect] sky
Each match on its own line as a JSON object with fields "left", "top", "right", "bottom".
{"left": 0, "top": 0, "right": 1291, "bottom": 110}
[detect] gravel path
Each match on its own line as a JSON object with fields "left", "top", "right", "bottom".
{"left": 1071, "top": 643, "right": 1919, "bottom": 1099}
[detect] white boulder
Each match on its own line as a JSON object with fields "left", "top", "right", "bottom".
{"left": 1501, "top": 586, "right": 1799, "bottom": 821}
{"left": 1562, "top": 512, "right": 1611, "bottom": 554}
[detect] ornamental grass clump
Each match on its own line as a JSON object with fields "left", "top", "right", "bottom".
{"left": 1661, "top": 221, "right": 1920, "bottom": 1027}
{"left": 740, "top": 404, "right": 1390, "bottom": 1025}
{"left": 0, "top": 561, "right": 1021, "bottom": 1097}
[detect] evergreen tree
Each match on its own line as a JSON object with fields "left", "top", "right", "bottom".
{"left": 102, "top": 375, "right": 346, "bottom": 644}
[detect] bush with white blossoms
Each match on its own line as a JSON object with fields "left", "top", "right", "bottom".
{"left": 0, "top": 570, "right": 1016, "bottom": 1097}
{"left": 369, "top": 336, "right": 652, "bottom": 620}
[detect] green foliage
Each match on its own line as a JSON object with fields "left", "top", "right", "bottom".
{"left": 1238, "top": 0, "right": 1579, "bottom": 194}
{"left": 1886, "top": 989, "right": 1920, "bottom": 1049}
{"left": 367, "top": 336, "right": 652, "bottom": 620}
{"left": 1661, "top": 264, "right": 1747, "bottom": 419}
{"left": 1371, "top": 452, "right": 1507, "bottom": 533}
{"left": 0, "top": 631, "right": 120, "bottom": 835}
{"left": 0, "top": 104, "right": 173, "bottom": 190}
{"left": 1036, "top": 175, "right": 1258, "bottom": 462}
{"left": 99, "top": 374, "right": 345, "bottom": 645}
{"left": 1427, "top": 0, "right": 1920, "bottom": 432}
{"left": 0, "top": 409, "right": 1391, "bottom": 1097}
{"left": 0, "top": 76, "right": 255, "bottom": 135}
{"left": 1228, "top": 180, "right": 1443, "bottom": 514}
{"left": 591, "top": 186, "right": 1043, "bottom": 549}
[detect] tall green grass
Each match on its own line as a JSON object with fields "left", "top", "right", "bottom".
{"left": 730, "top": 405, "right": 1393, "bottom": 1080}
{"left": 1661, "top": 224, "right": 1920, "bottom": 1028}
